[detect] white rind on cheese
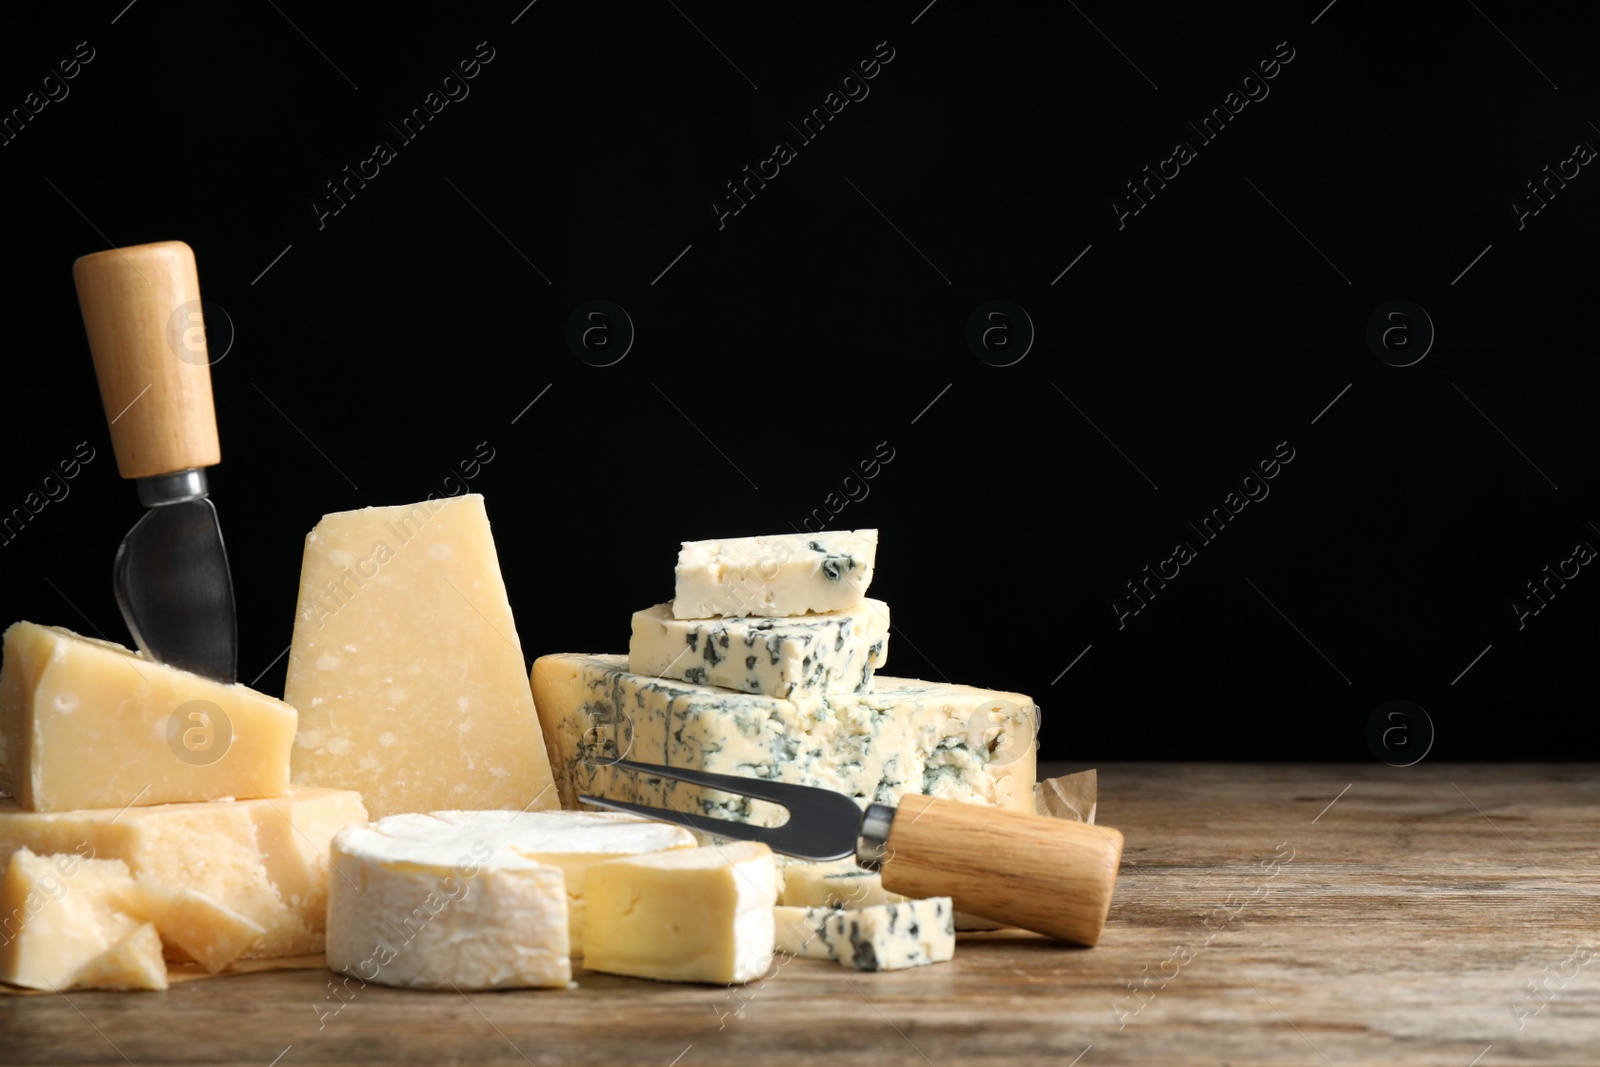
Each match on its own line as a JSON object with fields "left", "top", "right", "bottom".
{"left": 284, "top": 494, "right": 558, "bottom": 819}
{"left": 326, "top": 819, "right": 570, "bottom": 990}
{"left": 629, "top": 599, "right": 890, "bottom": 699}
{"left": 345, "top": 809, "right": 695, "bottom": 956}
{"left": 773, "top": 898, "right": 956, "bottom": 971}
{"left": 325, "top": 809, "right": 696, "bottom": 988}
{"left": 0, "top": 621, "right": 297, "bottom": 812}
{"left": 0, "top": 786, "right": 368, "bottom": 960}
{"left": 672, "top": 530, "right": 877, "bottom": 618}
{"left": 532, "top": 654, "right": 1037, "bottom": 822}
{"left": 582, "top": 842, "right": 777, "bottom": 985}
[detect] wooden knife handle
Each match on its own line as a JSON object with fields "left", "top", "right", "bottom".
{"left": 73, "top": 240, "right": 221, "bottom": 480}
{"left": 878, "top": 794, "right": 1124, "bottom": 945}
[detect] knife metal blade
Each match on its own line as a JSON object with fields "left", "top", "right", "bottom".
{"left": 114, "top": 470, "right": 237, "bottom": 683}
{"left": 74, "top": 241, "right": 239, "bottom": 684}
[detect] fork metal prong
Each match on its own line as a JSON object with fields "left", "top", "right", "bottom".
{"left": 581, "top": 758, "right": 865, "bottom": 862}
{"left": 600, "top": 758, "right": 832, "bottom": 806}
{"left": 578, "top": 795, "right": 855, "bottom": 861}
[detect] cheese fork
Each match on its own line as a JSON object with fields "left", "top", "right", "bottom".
{"left": 581, "top": 758, "right": 1124, "bottom": 946}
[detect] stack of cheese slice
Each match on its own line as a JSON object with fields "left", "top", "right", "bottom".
{"left": 0, "top": 622, "right": 368, "bottom": 991}
{"left": 533, "top": 529, "right": 1042, "bottom": 972}
{"left": 324, "top": 809, "right": 777, "bottom": 988}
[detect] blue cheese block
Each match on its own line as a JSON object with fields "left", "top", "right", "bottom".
{"left": 774, "top": 899, "right": 955, "bottom": 971}
{"left": 628, "top": 599, "right": 890, "bottom": 699}
{"left": 672, "top": 530, "right": 877, "bottom": 618}
{"left": 530, "top": 654, "right": 1037, "bottom": 821}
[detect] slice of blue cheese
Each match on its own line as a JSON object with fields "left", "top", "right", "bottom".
{"left": 774, "top": 898, "right": 955, "bottom": 971}
{"left": 628, "top": 599, "right": 890, "bottom": 699}
{"left": 672, "top": 530, "right": 877, "bottom": 618}
{"left": 530, "top": 654, "right": 1037, "bottom": 820}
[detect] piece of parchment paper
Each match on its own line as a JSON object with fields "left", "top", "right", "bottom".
{"left": 1, "top": 953, "right": 326, "bottom": 996}
{"left": 1036, "top": 767, "right": 1097, "bottom": 824}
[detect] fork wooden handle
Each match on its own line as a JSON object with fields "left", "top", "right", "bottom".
{"left": 878, "top": 794, "right": 1124, "bottom": 945}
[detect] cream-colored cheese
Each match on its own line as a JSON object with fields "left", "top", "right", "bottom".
{"left": 348, "top": 810, "right": 695, "bottom": 956}
{"left": 772, "top": 904, "right": 836, "bottom": 960}
{"left": 72, "top": 922, "right": 167, "bottom": 991}
{"left": 0, "top": 847, "right": 165, "bottom": 991}
{"left": 0, "top": 621, "right": 296, "bottom": 812}
{"left": 672, "top": 530, "right": 877, "bottom": 618}
{"left": 773, "top": 897, "right": 955, "bottom": 971}
{"left": 583, "top": 842, "right": 776, "bottom": 984}
{"left": 823, "top": 897, "right": 955, "bottom": 970}
{"left": 128, "top": 879, "right": 264, "bottom": 972}
{"left": 284, "top": 495, "right": 558, "bottom": 818}
{"left": 325, "top": 818, "right": 570, "bottom": 990}
{"left": 0, "top": 786, "right": 367, "bottom": 959}
{"left": 629, "top": 599, "right": 890, "bottom": 698}
{"left": 780, "top": 858, "right": 909, "bottom": 910}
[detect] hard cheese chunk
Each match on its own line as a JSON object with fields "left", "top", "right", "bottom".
{"left": 0, "top": 622, "right": 296, "bottom": 812}
{"left": 533, "top": 654, "right": 1036, "bottom": 821}
{"left": 673, "top": 530, "right": 877, "bottom": 618}
{"left": 583, "top": 842, "right": 776, "bottom": 984}
{"left": 284, "top": 495, "right": 558, "bottom": 818}
{"left": 629, "top": 599, "right": 890, "bottom": 699}
{"left": 326, "top": 820, "right": 571, "bottom": 990}
{"left": 72, "top": 923, "right": 167, "bottom": 991}
{"left": 338, "top": 810, "right": 694, "bottom": 957}
{"left": 0, "top": 786, "right": 367, "bottom": 960}
{"left": 773, "top": 899, "right": 956, "bottom": 970}
{"left": 129, "top": 879, "right": 265, "bottom": 972}
{"left": 0, "top": 848, "right": 166, "bottom": 991}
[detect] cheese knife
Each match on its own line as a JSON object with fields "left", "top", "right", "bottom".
{"left": 582, "top": 759, "right": 1124, "bottom": 945}
{"left": 73, "top": 241, "right": 237, "bottom": 683}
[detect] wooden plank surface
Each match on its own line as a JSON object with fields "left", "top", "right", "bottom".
{"left": 4, "top": 763, "right": 1596, "bottom": 1066}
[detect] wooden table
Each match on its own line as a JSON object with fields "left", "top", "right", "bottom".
{"left": 4, "top": 763, "right": 1596, "bottom": 1066}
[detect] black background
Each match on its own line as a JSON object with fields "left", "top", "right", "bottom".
{"left": 2, "top": 1, "right": 1595, "bottom": 762}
